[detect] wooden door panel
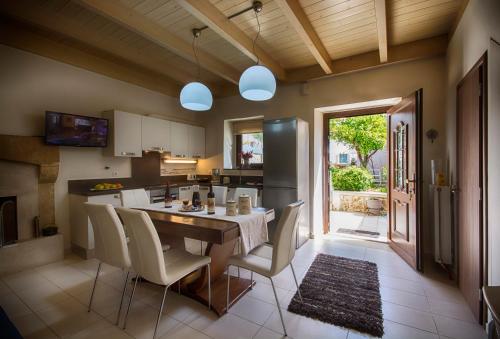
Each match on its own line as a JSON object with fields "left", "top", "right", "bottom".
{"left": 457, "top": 58, "right": 484, "bottom": 323}
{"left": 388, "top": 90, "right": 422, "bottom": 270}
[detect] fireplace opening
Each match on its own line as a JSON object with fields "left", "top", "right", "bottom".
{"left": 0, "top": 196, "right": 17, "bottom": 247}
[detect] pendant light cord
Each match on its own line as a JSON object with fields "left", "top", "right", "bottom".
{"left": 253, "top": 9, "right": 261, "bottom": 65}
{"left": 192, "top": 35, "right": 201, "bottom": 81}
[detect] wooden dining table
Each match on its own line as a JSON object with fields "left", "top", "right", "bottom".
{"left": 139, "top": 205, "right": 275, "bottom": 316}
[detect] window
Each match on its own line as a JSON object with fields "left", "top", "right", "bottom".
{"left": 338, "top": 153, "right": 349, "bottom": 164}
{"left": 236, "top": 132, "right": 263, "bottom": 168}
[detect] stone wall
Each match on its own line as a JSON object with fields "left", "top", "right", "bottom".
{"left": 331, "top": 191, "right": 387, "bottom": 215}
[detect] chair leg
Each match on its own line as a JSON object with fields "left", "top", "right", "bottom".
{"left": 270, "top": 278, "right": 288, "bottom": 337}
{"left": 88, "top": 262, "right": 102, "bottom": 312}
{"left": 250, "top": 271, "right": 254, "bottom": 290}
{"left": 123, "top": 274, "right": 139, "bottom": 330}
{"left": 226, "top": 265, "right": 231, "bottom": 313}
{"left": 153, "top": 285, "right": 169, "bottom": 339}
{"left": 116, "top": 270, "right": 130, "bottom": 325}
{"left": 290, "top": 263, "right": 303, "bottom": 303}
{"left": 207, "top": 263, "right": 211, "bottom": 310}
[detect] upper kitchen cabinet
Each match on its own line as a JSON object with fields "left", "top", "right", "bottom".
{"left": 103, "top": 110, "right": 142, "bottom": 157}
{"left": 170, "top": 121, "right": 189, "bottom": 158}
{"left": 141, "top": 116, "right": 170, "bottom": 152}
{"left": 188, "top": 125, "right": 205, "bottom": 159}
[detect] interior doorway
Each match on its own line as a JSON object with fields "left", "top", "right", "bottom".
{"left": 324, "top": 108, "right": 390, "bottom": 242}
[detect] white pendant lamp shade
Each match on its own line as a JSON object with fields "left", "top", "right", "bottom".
{"left": 239, "top": 65, "right": 276, "bottom": 101}
{"left": 180, "top": 82, "right": 213, "bottom": 111}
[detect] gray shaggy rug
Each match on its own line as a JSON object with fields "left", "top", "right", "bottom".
{"left": 288, "top": 254, "right": 384, "bottom": 337}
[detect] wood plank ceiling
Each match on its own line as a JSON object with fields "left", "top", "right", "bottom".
{"left": 0, "top": 0, "right": 464, "bottom": 97}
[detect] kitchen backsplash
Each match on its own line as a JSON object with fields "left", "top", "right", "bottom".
{"left": 160, "top": 162, "right": 197, "bottom": 176}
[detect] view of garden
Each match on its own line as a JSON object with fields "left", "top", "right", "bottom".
{"left": 328, "top": 114, "right": 388, "bottom": 240}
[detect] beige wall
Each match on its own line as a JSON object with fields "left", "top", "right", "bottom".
{"left": 200, "top": 56, "right": 447, "bottom": 254}
{"left": 0, "top": 45, "right": 201, "bottom": 250}
{"left": 444, "top": 0, "right": 500, "bottom": 285}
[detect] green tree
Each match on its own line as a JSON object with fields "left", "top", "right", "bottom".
{"left": 330, "top": 115, "right": 387, "bottom": 168}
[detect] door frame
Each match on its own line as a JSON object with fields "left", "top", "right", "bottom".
{"left": 456, "top": 52, "right": 488, "bottom": 324}
{"left": 322, "top": 106, "right": 392, "bottom": 235}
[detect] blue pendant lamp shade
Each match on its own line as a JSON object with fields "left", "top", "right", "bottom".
{"left": 180, "top": 82, "right": 213, "bottom": 111}
{"left": 239, "top": 65, "right": 276, "bottom": 101}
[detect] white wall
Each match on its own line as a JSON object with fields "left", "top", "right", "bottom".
{"left": 445, "top": 0, "right": 500, "bottom": 285}
{"left": 202, "top": 56, "right": 447, "bottom": 254}
{"left": 0, "top": 45, "right": 201, "bottom": 250}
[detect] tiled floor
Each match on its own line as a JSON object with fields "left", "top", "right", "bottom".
{"left": 330, "top": 211, "right": 388, "bottom": 242}
{"left": 0, "top": 237, "right": 487, "bottom": 339}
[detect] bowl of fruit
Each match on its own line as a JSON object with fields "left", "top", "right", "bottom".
{"left": 91, "top": 182, "right": 123, "bottom": 191}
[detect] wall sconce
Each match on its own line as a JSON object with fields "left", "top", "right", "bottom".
{"left": 426, "top": 129, "right": 438, "bottom": 143}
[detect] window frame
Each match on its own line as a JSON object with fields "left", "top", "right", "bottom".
{"left": 235, "top": 132, "right": 264, "bottom": 169}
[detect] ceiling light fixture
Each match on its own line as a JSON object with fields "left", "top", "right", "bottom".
{"left": 180, "top": 29, "right": 213, "bottom": 111}
{"left": 239, "top": 1, "right": 276, "bottom": 101}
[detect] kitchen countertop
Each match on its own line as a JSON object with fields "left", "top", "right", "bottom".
{"left": 68, "top": 180, "right": 263, "bottom": 196}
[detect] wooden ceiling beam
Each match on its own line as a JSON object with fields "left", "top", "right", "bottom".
{"left": 176, "top": 0, "right": 286, "bottom": 80}
{"left": 286, "top": 35, "right": 448, "bottom": 82}
{"left": 76, "top": 0, "right": 240, "bottom": 85}
{"left": 374, "top": 0, "right": 388, "bottom": 63}
{"left": 0, "top": 17, "right": 182, "bottom": 97}
{"left": 274, "top": 0, "right": 332, "bottom": 74}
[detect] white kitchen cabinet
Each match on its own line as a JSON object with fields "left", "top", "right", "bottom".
{"left": 69, "top": 193, "right": 122, "bottom": 258}
{"left": 188, "top": 125, "right": 205, "bottom": 159}
{"left": 170, "top": 122, "right": 190, "bottom": 158}
{"left": 104, "top": 110, "right": 142, "bottom": 157}
{"left": 141, "top": 116, "right": 171, "bottom": 151}
{"left": 178, "top": 186, "right": 193, "bottom": 201}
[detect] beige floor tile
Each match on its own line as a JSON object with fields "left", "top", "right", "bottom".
{"left": 115, "top": 299, "right": 179, "bottom": 339}
{"left": 228, "top": 295, "right": 276, "bottom": 325}
{"left": 433, "top": 315, "right": 486, "bottom": 339}
{"left": 253, "top": 326, "right": 288, "bottom": 339}
{"left": 10, "top": 312, "right": 55, "bottom": 339}
{"left": 263, "top": 307, "right": 348, "bottom": 339}
{"left": 379, "top": 275, "right": 426, "bottom": 296}
{"left": 69, "top": 318, "right": 133, "bottom": 339}
{"left": 247, "top": 280, "right": 289, "bottom": 306}
{"left": 202, "top": 313, "right": 261, "bottom": 339}
{"left": 0, "top": 292, "right": 32, "bottom": 318}
{"left": 380, "top": 287, "right": 430, "bottom": 312}
{"left": 382, "top": 302, "right": 437, "bottom": 333}
{"left": 159, "top": 322, "right": 211, "bottom": 339}
{"left": 428, "top": 298, "right": 476, "bottom": 323}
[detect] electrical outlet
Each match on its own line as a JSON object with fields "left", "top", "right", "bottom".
{"left": 112, "top": 171, "right": 118, "bottom": 177}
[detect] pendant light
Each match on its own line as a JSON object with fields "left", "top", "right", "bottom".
{"left": 239, "top": 1, "right": 276, "bottom": 101}
{"left": 180, "top": 29, "right": 213, "bottom": 111}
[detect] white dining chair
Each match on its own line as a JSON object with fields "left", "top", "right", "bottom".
{"left": 119, "top": 189, "right": 150, "bottom": 207}
{"left": 120, "top": 188, "right": 171, "bottom": 251}
{"left": 213, "top": 186, "right": 228, "bottom": 205}
{"left": 116, "top": 207, "right": 212, "bottom": 339}
{"left": 234, "top": 187, "right": 258, "bottom": 207}
{"left": 226, "top": 201, "right": 304, "bottom": 337}
{"left": 84, "top": 203, "right": 131, "bottom": 325}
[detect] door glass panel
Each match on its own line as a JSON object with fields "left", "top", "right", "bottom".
{"left": 393, "top": 123, "right": 408, "bottom": 192}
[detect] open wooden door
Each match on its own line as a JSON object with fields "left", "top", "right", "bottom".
{"left": 388, "top": 90, "right": 423, "bottom": 271}
{"left": 456, "top": 55, "right": 486, "bottom": 323}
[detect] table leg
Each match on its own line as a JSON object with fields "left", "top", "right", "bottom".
{"left": 182, "top": 238, "right": 255, "bottom": 316}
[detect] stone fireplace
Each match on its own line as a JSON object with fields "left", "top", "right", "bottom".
{"left": 0, "top": 135, "right": 63, "bottom": 274}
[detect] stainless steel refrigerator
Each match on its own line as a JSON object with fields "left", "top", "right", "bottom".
{"left": 263, "top": 117, "right": 310, "bottom": 248}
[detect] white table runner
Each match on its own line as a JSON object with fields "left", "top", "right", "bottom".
{"left": 143, "top": 202, "right": 270, "bottom": 255}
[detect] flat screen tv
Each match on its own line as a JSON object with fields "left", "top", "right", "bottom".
{"left": 45, "top": 111, "right": 108, "bottom": 147}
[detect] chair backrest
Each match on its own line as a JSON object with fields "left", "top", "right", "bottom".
{"left": 234, "top": 187, "right": 258, "bottom": 207}
{"left": 120, "top": 189, "right": 150, "bottom": 207}
{"left": 115, "top": 207, "right": 168, "bottom": 285}
{"left": 213, "top": 186, "right": 228, "bottom": 205}
{"left": 84, "top": 203, "right": 131, "bottom": 269}
{"left": 270, "top": 201, "right": 304, "bottom": 275}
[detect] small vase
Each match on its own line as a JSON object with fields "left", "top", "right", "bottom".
{"left": 243, "top": 158, "right": 250, "bottom": 169}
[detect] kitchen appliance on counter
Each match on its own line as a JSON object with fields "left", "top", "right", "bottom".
{"left": 263, "top": 117, "right": 309, "bottom": 248}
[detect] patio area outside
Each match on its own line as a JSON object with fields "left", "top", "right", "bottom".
{"left": 327, "top": 113, "right": 389, "bottom": 242}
